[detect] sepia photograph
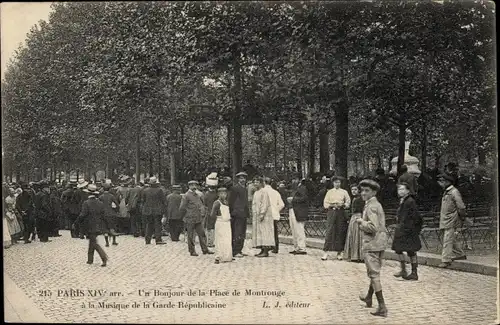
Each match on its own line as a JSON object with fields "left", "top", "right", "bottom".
{"left": 1, "top": 1, "right": 498, "bottom": 324}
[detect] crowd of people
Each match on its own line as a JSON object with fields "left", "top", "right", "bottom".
{"left": 2, "top": 162, "right": 475, "bottom": 318}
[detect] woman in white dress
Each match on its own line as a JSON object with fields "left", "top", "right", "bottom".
{"left": 210, "top": 187, "right": 233, "bottom": 264}
{"left": 5, "top": 188, "right": 22, "bottom": 244}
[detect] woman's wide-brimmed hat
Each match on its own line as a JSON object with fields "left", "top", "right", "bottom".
{"left": 83, "top": 183, "right": 100, "bottom": 194}
{"left": 77, "top": 180, "right": 89, "bottom": 189}
{"left": 331, "top": 175, "right": 346, "bottom": 181}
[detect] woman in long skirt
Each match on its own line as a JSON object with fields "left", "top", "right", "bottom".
{"left": 322, "top": 176, "right": 351, "bottom": 260}
{"left": 5, "top": 188, "right": 22, "bottom": 244}
{"left": 344, "top": 184, "right": 365, "bottom": 262}
{"left": 3, "top": 213, "right": 12, "bottom": 248}
{"left": 211, "top": 187, "right": 233, "bottom": 264}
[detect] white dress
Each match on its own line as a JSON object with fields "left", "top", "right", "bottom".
{"left": 214, "top": 201, "right": 232, "bottom": 262}
{"left": 3, "top": 215, "right": 12, "bottom": 248}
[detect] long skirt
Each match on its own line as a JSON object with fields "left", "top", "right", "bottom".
{"left": 214, "top": 219, "right": 233, "bottom": 262}
{"left": 3, "top": 216, "right": 12, "bottom": 248}
{"left": 118, "top": 199, "right": 129, "bottom": 219}
{"left": 323, "top": 208, "right": 348, "bottom": 252}
{"left": 6, "top": 211, "right": 22, "bottom": 238}
{"left": 344, "top": 213, "right": 364, "bottom": 261}
{"left": 252, "top": 216, "right": 275, "bottom": 248}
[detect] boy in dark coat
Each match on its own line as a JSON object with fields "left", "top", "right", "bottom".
{"left": 392, "top": 182, "right": 422, "bottom": 281}
{"left": 99, "top": 183, "right": 120, "bottom": 247}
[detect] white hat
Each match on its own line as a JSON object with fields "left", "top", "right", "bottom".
{"left": 149, "top": 176, "right": 158, "bottom": 184}
{"left": 206, "top": 172, "right": 218, "bottom": 187}
{"left": 77, "top": 180, "right": 89, "bottom": 189}
{"left": 83, "top": 183, "right": 99, "bottom": 194}
{"left": 105, "top": 179, "right": 112, "bottom": 184}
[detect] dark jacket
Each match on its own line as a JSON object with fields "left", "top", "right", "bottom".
{"left": 140, "top": 185, "right": 166, "bottom": 216}
{"left": 75, "top": 196, "right": 104, "bottom": 234}
{"left": 351, "top": 196, "right": 364, "bottom": 215}
{"left": 398, "top": 172, "right": 418, "bottom": 195}
{"left": 50, "top": 193, "right": 63, "bottom": 220}
{"left": 204, "top": 190, "right": 218, "bottom": 229}
{"left": 125, "top": 186, "right": 142, "bottom": 211}
{"left": 179, "top": 190, "right": 205, "bottom": 223}
{"left": 16, "top": 191, "right": 34, "bottom": 218}
{"left": 291, "top": 184, "right": 309, "bottom": 222}
{"left": 34, "top": 191, "right": 53, "bottom": 220}
{"left": 391, "top": 195, "right": 422, "bottom": 252}
{"left": 99, "top": 191, "right": 120, "bottom": 218}
{"left": 228, "top": 183, "right": 249, "bottom": 219}
{"left": 166, "top": 192, "right": 182, "bottom": 220}
{"left": 61, "top": 188, "right": 81, "bottom": 215}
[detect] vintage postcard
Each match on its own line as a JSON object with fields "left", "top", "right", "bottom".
{"left": 2, "top": 1, "right": 498, "bottom": 324}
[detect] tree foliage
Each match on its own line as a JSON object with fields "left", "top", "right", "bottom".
{"left": 2, "top": 0, "right": 495, "bottom": 182}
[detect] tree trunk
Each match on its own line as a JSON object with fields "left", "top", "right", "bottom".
{"left": 135, "top": 125, "right": 141, "bottom": 184}
{"left": 105, "top": 155, "right": 109, "bottom": 179}
{"left": 170, "top": 149, "right": 176, "bottom": 185}
{"left": 232, "top": 120, "right": 243, "bottom": 179}
{"left": 232, "top": 50, "right": 243, "bottom": 180}
{"left": 319, "top": 122, "right": 330, "bottom": 174}
{"left": 421, "top": 123, "right": 428, "bottom": 173}
{"left": 149, "top": 153, "right": 153, "bottom": 177}
{"left": 434, "top": 154, "right": 441, "bottom": 170}
{"left": 273, "top": 125, "right": 278, "bottom": 173}
{"left": 283, "top": 125, "right": 287, "bottom": 171}
{"left": 478, "top": 147, "right": 486, "bottom": 166}
{"left": 397, "top": 123, "right": 406, "bottom": 177}
{"left": 180, "top": 126, "right": 185, "bottom": 171}
{"left": 308, "top": 124, "right": 316, "bottom": 177}
{"left": 334, "top": 102, "right": 349, "bottom": 178}
{"left": 157, "top": 131, "right": 162, "bottom": 181}
{"left": 297, "top": 121, "right": 303, "bottom": 176}
{"left": 227, "top": 124, "right": 232, "bottom": 170}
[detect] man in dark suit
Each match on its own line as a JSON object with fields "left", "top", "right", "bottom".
{"left": 16, "top": 183, "right": 35, "bottom": 243}
{"left": 228, "top": 172, "right": 250, "bottom": 258}
{"left": 179, "top": 180, "right": 213, "bottom": 256}
{"left": 34, "top": 181, "right": 53, "bottom": 243}
{"left": 126, "top": 180, "right": 143, "bottom": 237}
{"left": 140, "top": 177, "right": 166, "bottom": 245}
{"left": 163, "top": 185, "right": 183, "bottom": 241}
{"left": 73, "top": 184, "right": 108, "bottom": 266}
{"left": 61, "top": 181, "right": 81, "bottom": 238}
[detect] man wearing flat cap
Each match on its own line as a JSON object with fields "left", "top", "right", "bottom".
{"left": 437, "top": 173, "right": 467, "bottom": 268}
{"left": 228, "top": 172, "right": 250, "bottom": 258}
{"left": 179, "top": 180, "right": 213, "bottom": 256}
{"left": 356, "top": 179, "right": 388, "bottom": 317}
